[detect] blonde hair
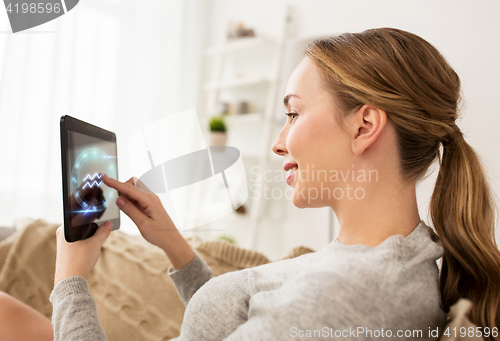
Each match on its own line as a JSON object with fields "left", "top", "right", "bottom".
{"left": 305, "top": 28, "right": 500, "bottom": 337}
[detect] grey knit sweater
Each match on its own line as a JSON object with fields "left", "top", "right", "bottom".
{"left": 50, "top": 221, "right": 446, "bottom": 340}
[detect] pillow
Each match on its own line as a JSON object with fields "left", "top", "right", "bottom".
{"left": 0, "top": 220, "right": 59, "bottom": 319}
{"left": 439, "top": 299, "right": 485, "bottom": 341}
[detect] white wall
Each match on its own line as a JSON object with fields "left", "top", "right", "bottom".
{"left": 204, "top": 0, "right": 500, "bottom": 250}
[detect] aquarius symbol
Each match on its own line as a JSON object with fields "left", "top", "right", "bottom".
{"left": 82, "top": 173, "right": 102, "bottom": 189}
{"left": 83, "top": 173, "right": 102, "bottom": 181}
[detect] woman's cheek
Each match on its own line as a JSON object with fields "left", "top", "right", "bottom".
{"left": 289, "top": 120, "right": 322, "bottom": 158}
{"left": 286, "top": 127, "right": 305, "bottom": 161}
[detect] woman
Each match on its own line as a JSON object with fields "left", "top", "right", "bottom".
{"left": 2, "top": 27, "right": 500, "bottom": 340}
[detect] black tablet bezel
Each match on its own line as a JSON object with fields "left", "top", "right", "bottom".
{"left": 60, "top": 115, "right": 120, "bottom": 243}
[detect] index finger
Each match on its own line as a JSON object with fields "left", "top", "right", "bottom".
{"left": 102, "top": 174, "right": 151, "bottom": 208}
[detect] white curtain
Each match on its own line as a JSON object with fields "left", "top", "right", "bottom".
{"left": 0, "top": 0, "right": 207, "bottom": 233}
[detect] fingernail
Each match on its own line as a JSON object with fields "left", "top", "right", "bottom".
{"left": 117, "top": 197, "right": 126, "bottom": 207}
{"left": 105, "top": 221, "right": 113, "bottom": 230}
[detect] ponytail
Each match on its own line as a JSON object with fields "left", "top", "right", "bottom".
{"left": 431, "top": 128, "right": 500, "bottom": 337}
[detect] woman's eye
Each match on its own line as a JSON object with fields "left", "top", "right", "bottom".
{"left": 286, "top": 112, "right": 298, "bottom": 124}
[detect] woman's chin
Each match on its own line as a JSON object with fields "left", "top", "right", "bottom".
{"left": 292, "top": 198, "right": 307, "bottom": 209}
{"left": 292, "top": 198, "right": 325, "bottom": 209}
{"left": 291, "top": 186, "right": 329, "bottom": 209}
{"left": 291, "top": 190, "right": 313, "bottom": 209}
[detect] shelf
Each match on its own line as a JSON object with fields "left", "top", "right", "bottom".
{"left": 203, "top": 75, "right": 275, "bottom": 91}
{"left": 200, "top": 6, "right": 292, "bottom": 251}
{"left": 205, "top": 36, "right": 275, "bottom": 56}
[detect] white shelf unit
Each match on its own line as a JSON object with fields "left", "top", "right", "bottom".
{"left": 198, "top": 7, "right": 292, "bottom": 249}
{"left": 203, "top": 76, "right": 274, "bottom": 91}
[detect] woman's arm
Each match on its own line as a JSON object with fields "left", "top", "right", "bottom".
{"left": 103, "top": 175, "right": 213, "bottom": 303}
{"left": 50, "top": 277, "right": 107, "bottom": 341}
{"left": 167, "top": 251, "right": 214, "bottom": 306}
{"left": 51, "top": 224, "right": 113, "bottom": 341}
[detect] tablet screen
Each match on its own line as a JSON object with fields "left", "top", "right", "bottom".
{"left": 65, "top": 129, "right": 119, "bottom": 240}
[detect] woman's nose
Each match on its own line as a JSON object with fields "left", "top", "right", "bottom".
{"left": 272, "top": 130, "right": 287, "bottom": 156}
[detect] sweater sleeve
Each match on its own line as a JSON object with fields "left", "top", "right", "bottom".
{"left": 167, "top": 250, "right": 214, "bottom": 306}
{"left": 49, "top": 276, "right": 107, "bottom": 341}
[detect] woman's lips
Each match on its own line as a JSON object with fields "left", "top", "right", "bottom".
{"left": 286, "top": 166, "right": 298, "bottom": 185}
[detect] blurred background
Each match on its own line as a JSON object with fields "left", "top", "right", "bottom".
{"left": 0, "top": 0, "right": 499, "bottom": 260}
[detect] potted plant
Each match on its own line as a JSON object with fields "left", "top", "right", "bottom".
{"left": 216, "top": 234, "right": 237, "bottom": 245}
{"left": 208, "top": 115, "right": 228, "bottom": 146}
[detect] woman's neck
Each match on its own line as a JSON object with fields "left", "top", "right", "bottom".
{"left": 334, "top": 180, "right": 421, "bottom": 247}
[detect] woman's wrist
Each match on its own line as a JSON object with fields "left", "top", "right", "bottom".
{"left": 54, "top": 270, "right": 88, "bottom": 287}
{"left": 160, "top": 231, "right": 196, "bottom": 271}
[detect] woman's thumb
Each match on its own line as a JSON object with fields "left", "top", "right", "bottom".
{"left": 94, "top": 221, "right": 113, "bottom": 242}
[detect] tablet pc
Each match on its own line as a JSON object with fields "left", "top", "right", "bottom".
{"left": 60, "top": 115, "right": 120, "bottom": 242}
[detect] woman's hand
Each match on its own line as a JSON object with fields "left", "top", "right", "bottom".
{"left": 102, "top": 174, "right": 177, "bottom": 250}
{"left": 102, "top": 174, "right": 195, "bottom": 270}
{"left": 54, "top": 222, "right": 112, "bottom": 286}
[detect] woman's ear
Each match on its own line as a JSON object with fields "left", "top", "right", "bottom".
{"left": 348, "top": 104, "right": 387, "bottom": 156}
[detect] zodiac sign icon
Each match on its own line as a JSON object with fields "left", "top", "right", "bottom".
{"left": 82, "top": 173, "right": 103, "bottom": 189}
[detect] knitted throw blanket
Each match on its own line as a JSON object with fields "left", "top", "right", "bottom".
{"left": 0, "top": 220, "right": 314, "bottom": 341}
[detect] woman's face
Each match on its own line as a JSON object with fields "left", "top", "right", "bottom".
{"left": 272, "top": 57, "right": 356, "bottom": 208}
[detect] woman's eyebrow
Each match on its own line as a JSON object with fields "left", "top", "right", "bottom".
{"left": 283, "top": 94, "right": 300, "bottom": 108}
